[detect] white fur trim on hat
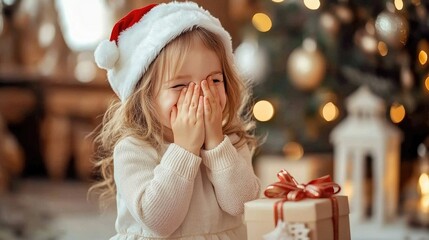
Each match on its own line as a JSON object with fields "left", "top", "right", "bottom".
{"left": 94, "top": 40, "right": 119, "bottom": 70}
{"left": 94, "top": 1, "right": 233, "bottom": 102}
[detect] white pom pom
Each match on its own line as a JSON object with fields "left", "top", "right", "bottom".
{"left": 94, "top": 40, "right": 119, "bottom": 70}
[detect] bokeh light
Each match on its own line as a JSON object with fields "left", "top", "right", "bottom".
{"left": 390, "top": 102, "right": 406, "bottom": 123}
{"left": 303, "top": 0, "right": 320, "bottom": 10}
{"left": 253, "top": 100, "right": 275, "bottom": 122}
{"left": 282, "top": 142, "right": 304, "bottom": 160}
{"left": 378, "top": 41, "right": 388, "bottom": 56}
{"left": 321, "top": 102, "right": 339, "bottom": 122}
{"left": 252, "top": 13, "right": 272, "bottom": 32}
{"left": 419, "top": 50, "right": 428, "bottom": 65}
{"left": 394, "top": 0, "right": 404, "bottom": 10}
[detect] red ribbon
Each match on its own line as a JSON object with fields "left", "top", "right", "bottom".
{"left": 264, "top": 169, "right": 341, "bottom": 201}
{"left": 264, "top": 169, "right": 341, "bottom": 240}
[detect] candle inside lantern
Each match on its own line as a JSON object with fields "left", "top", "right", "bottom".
{"left": 417, "top": 172, "right": 429, "bottom": 225}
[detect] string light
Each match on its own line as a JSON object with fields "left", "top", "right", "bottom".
{"left": 321, "top": 102, "right": 339, "bottom": 122}
{"left": 390, "top": 102, "right": 406, "bottom": 123}
{"left": 253, "top": 100, "right": 274, "bottom": 122}
{"left": 252, "top": 13, "right": 272, "bottom": 32}
{"left": 378, "top": 41, "right": 388, "bottom": 56}
{"left": 394, "top": 0, "right": 404, "bottom": 10}
{"left": 361, "top": 35, "right": 377, "bottom": 53}
{"left": 418, "top": 40, "right": 429, "bottom": 66}
{"left": 303, "top": 0, "right": 320, "bottom": 10}
{"left": 425, "top": 75, "right": 429, "bottom": 92}
{"left": 419, "top": 50, "right": 428, "bottom": 65}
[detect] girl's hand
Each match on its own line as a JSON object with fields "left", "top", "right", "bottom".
{"left": 201, "top": 78, "right": 224, "bottom": 150}
{"left": 170, "top": 82, "right": 205, "bottom": 155}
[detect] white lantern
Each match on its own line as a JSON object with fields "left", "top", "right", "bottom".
{"left": 330, "top": 86, "right": 402, "bottom": 226}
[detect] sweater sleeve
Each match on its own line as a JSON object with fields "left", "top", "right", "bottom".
{"left": 113, "top": 137, "right": 201, "bottom": 237}
{"left": 200, "top": 135, "right": 261, "bottom": 216}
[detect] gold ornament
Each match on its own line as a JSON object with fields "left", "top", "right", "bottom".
{"left": 287, "top": 40, "right": 326, "bottom": 91}
{"left": 375, "top": 11, "right": 409, "bottom": 48}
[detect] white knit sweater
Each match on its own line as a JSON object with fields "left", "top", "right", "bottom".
{"left": 110, "top": 135, "right": 261, "bottom": 240}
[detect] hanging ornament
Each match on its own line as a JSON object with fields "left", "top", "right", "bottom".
{"left": 375, "top": 10, "right": 409, "bottom": 49}
{"left": 234, "top": 35, "right": 268, "bottom": 84}
{"left": 286, "top": 38, "right": 326, "bottom": 91}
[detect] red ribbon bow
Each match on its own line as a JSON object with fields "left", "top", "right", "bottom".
{"left": 263, "top": 170, "right": 342, "bottom": 240}
{"left": 264, "top": 169, "right": 341, "bottom": 201}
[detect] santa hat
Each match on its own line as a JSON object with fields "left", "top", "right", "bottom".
{"left": 94, "top": 1, "right": 233, "bottom": 102}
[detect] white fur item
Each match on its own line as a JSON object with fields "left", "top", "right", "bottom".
{"left": 94, "top": 2, "right": 233, "bottom": 102}
{"left": 94, "top": 39, "right": 119, "bottom": 70}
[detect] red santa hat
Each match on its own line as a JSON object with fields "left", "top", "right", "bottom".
{"left": 94, "top": 1, "right": 233, "bottom": 102}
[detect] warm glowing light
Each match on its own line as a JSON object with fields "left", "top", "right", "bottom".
{"left": 378, "top": 41, "right": 388, "bottom": 56}
{"left": 272, "top": 0, "right": 284, "bottom": 2}
{"left": 361, "top": 35, "right": 377, "bottom": 53}
{"left": 252, "top": 13, "right": 272, "bottom": 32}
{"left": 253, "top": 100, "right": 274, "bottom": 122}
{"left": 425, "top": 75, "right": 429, "bottom": 92}
{"left": 418, "top": 173, "right": 429, "bottom": 214}
{"left": 420, "top": 173, "right": 429, "bottom": 195}
{"left": 303, "top": 0, "right": 320, "bottom": 10}
{"left": 419, "top": 50, "right": 428, "bottom": 65}
{"left": 282, "top": 142, "right": 304, "bottom": 160}
{"left": 343, "top": 181, "right": 353, "bottom": 199}
{"left": 394, "top": 0, "right": 404, "bottom": 10}
{"left": 420, "top": 195, "right": 429, "bottom": 213}
{"left": 390, "top": 103, "right": 406, "bottom": 123}
{"left": 321, "top": 102, "right": 339, "bottom": 122}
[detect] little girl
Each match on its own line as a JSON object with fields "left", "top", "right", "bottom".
{"left": 91, "top": 2, "right": 260, "bottom": 239}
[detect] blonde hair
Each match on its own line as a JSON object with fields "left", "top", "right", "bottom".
{"left": 90, "top": 27, "right": 256, "bottom": 207}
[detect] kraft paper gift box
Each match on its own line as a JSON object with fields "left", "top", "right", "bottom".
{"left": 244, "top": 195, "right": 350, "bottom": 240}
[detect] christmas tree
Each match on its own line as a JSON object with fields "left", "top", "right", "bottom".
{"left": 236, "top": 0, "right": 429, "bottom": 161}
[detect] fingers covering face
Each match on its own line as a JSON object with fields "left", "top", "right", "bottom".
{"left": 190, "top": 84, "right": 200, "bottom": 112}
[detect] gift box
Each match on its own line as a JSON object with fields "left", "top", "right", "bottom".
{"left": 244, "top": 195, "right": 350, "bottom": 240}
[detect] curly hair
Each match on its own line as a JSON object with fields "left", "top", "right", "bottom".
{"left": 89, "top": 27, "right": 257, "bottom": 208}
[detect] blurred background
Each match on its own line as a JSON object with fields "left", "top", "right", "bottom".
{"left": 0, "top": 0, "right": 428, "bottom": 239}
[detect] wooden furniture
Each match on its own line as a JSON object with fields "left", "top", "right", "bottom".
{"left": 0, "top": 73, "right": 114, "bottom": 181}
